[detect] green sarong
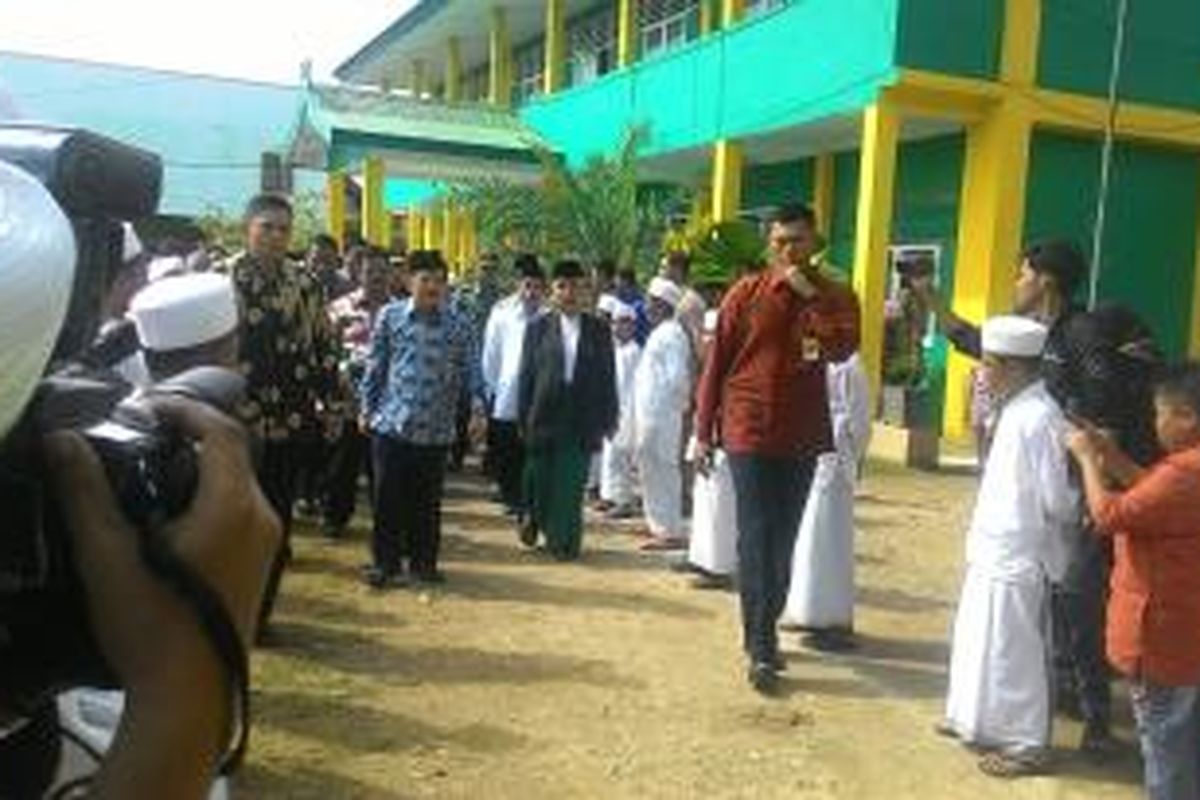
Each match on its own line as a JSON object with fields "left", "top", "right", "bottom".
{"left": 524, "top": 437, "right": 589, "bottom": 560}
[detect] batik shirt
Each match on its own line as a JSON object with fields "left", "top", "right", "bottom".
{"left": 220, "top": 252, "right": 346, "bottom": 442}
{"left": 360, "top": 298, "right": 477, "bottom": 446}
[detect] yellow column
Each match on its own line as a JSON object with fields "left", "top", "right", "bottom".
{"left": 443, "top": 202, "right": 461, "bottom": 273}
{"left": 1001, "top": 0, "right": 1041, "bottom": 87}
{"left": 325, "top": 171, "right": 346, "bottom": 250}
{"left": 851, "top": 100, "right": 900, "bottom": 403}
{"left": 942, "top": 103, "right": 1034, "bottom": 438}
{"left": 721, "top": 0, "right": 744, "bottom": 26}
{"left": 445, "top": 37, "right": 463, "bottom": 102}
{"left": 460, "top": 211, "right": 478, "bottom": 269}
{"left": 699, "top": 0, "right": 715, "bottom": 35}
{"left": 812, "top": 154, "right": 835, "bottom": 239}
{"left": 710, "top": 140, "right": 744, "bottom": 223}
{"left": 410, "top": 59, "right": 427, "bottom": 99}
{"left": 544, "top": 0, "right": 567, "bottom": 94}
{"left": 362, "top": 156, "right": 387, "bottom": 247}
{"left": 406, "top": 207, "right": 424, "bottom": 251}
{"left": 488, "top": 7, "right": 512, "bottom": 108}
{"left": 425, "top": 201, "right": 445, "bottom": 256}
{"left": 617, "top": 0, "right": 638, "bottom": 68}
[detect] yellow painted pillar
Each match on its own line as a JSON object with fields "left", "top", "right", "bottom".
{"left": 721, "top": 0, "right": 744, "bottom": 27}
{"left": 443, "top": 202, "right": 461, "bottom": 273}
{"left": 711, "top": 140, "right": 744, "bottom": 223}
{"left": 362, "top": 156, "right": 387, "bottom": 247}
{"left": 851, "top": 100, "right": 900, "bottom": 403}
{"left": 381, "top": 212, "right": 394, "bottom": 252}
{"left": 812, "top": 154, "right": 835, "bottom": 239}
{"left": 410, "top": 59, "right": 427, "bottom": 99}
{"left": 699, "top": 0, "right": 715, "bottom": 35}
{"left": 445, "top": 37, "right": 463, "bottom": 102}
{"left": 544, "top": 0, "right": 567, "bottom": 94}
{"left": 1189, "top": 163, "right": 1200, "bottom": 358}
{"left": 488, "top": 7, "right": 512, "bottom": 108}
{"left": 325, "top": 171, "right": 347, "bottom": 250}
{"left": 617, "top": 0, "right": 638, "bottom": 68}
{"left": 460, "top": 211, "right": 478, "bottom": 269}
{"left": 425, "top": 201, "right": 445, "bottom": 256}
{"left": 406, "top": 207, "right": 424, "bottom": 251}
{"left": 1001, "top": 0, "right": 1041, "bottom": 87}
{"left": 942, "top": 102, "right": 1035, "bottom": 438}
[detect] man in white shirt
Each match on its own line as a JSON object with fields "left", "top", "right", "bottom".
{"left": 783, "top": 352, "right": 872, "bottom": 651}
{"left": 482, "top": 254, "right": 545, "bottom": 517}
{"left": 941, "top": 315, "right": 1078, "bottom": 779}
{"left": 600, "top": 301, "right": 643, "bottom": 518}
{"left": 635, "top": 277, "right": 694, "bottom": 551}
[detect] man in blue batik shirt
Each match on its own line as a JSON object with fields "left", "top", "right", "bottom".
{"left": 360, "top": 250, "right": 479, "bottom": 588}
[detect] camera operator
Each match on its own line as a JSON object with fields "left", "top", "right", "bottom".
{"left": 0, "top": 157, "right": 280, "bottom": 798}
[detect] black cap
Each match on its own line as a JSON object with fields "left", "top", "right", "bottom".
{"left": 551, "top": 259, "right": 584, "bottom": 280}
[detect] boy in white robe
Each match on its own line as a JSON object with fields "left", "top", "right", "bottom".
{"left": 783, "top": 352, "right": 872, "bottom": 650}
{"left": 941, "top": 316, "right": 1078, "bottom": 778}
{"left": 685, "top": 311, "right": 737, "bottom": 588}
{"left": 635, "top": 277, "right": 693, "bottom": 550}
{"left": 600, "top": 302, "right": 642, "bottom": 517}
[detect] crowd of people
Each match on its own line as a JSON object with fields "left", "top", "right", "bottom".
{"left": 6, "top": 180, "right": 1199, "bottom": 799}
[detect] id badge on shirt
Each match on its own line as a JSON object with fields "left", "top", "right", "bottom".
{"left": 800, "top": 336, "right": 821, "bottom": 363}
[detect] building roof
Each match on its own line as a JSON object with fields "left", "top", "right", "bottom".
{"left": 0, "top": 50, "right": 317, "bottom": 216}
{"left": 287, "top": 83, "right": 552, "bottom": 202}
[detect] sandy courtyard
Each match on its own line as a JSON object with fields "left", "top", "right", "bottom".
{"left": 237, "top": 462, "right": 1142, "bottom": 799}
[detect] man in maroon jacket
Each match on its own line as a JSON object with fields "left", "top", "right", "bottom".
{"left": 695, "top": 204, "right": 862, "bottom": 694}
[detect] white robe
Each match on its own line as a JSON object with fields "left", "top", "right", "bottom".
{"left": 601, "top": 339, "right": 643, "bottom": 506}
{"left": 634, "top": 319, "right": 693, "bottom": 538}
{"left": 687, "top": 445, "right": 738, "bottom": 575}
{"left": 784, "top": 353, "right": 872, "bottom": 628}
{"left": 944, "top": 381, "right": 1078, "bottom": 753}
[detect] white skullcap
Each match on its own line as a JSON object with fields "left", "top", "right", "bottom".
{"left": 129, "top": 272, "right": 237, "bottom": 352}
{"left": 122, "top": 222, "right": 143, "bottom": 263}
{"left": 981, "top": 315, "right": 1048, "bottom": 358}
{"left": 647, "top": 276, "right": 682, "bottom": 310}
{"left": 703, "top": 309, "right": 719, "bottom": 333}
{"left": 147, "top": 255, "right": 188, "bottom": 283}
{"left": 596, "top": 293, "right": 620, "bottom": 316}
{"left": 0, "top": 161, "right": 77, "bottom": 440}
{"left": 612, "top": 300, "right": 636, "bottom": 322}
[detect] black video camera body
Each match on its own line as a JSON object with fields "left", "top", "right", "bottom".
{"left": 0, "top": 126, "right": 243, "bottom": 710}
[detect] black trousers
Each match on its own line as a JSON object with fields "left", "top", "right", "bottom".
{"left": 449, "top": 388, "right": 472, "bottom": 470}
{"left": 322, "top": 426, "right": 372, "bottom": 531}
{"left": 257, "top": 439, "right": 301, "bottom": 628}
{"left": 371, "top": 436, "right": 447, "bottom": 577}
{"left": 489, "top": 419, "right": 526, "bottom": 512}
{"left": 728, "top": 453, "right": 816, "bottom": 663}
{"left": 1052, "top": 525, "right": 1112, "bottom": 729}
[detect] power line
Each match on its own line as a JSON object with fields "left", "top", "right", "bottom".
{"left": 1089, "top": 0, "right": 1131, "bottom": 310}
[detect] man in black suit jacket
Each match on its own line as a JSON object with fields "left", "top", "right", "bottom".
{"left": 518, "top": 259, "right": 619, "bottom": 560}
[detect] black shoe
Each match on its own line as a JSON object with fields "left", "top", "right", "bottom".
{"left": 1079, "top": 722, "right": 1119, "bottom": 760}
{"left": 748, "top": 661, "right": 780, "bottom": 695}
{"left": 518, "top": 518, "right": 539, "bottom": 548}
{"left": 802, "top": 630, "right": 857, "bottom": 653}
{"left": 769, "top": 652, "right": 789, "bottom": 673}
{"left": 414, "top": 570, "right": 446, "bottom": 585}
{"left": 362, "top": 566, "right": 407, "bottom": 590}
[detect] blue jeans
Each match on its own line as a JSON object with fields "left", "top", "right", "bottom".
{"left": 1130, "top": 681, "right": 1200, "bottom": 800}
{"left": 728, "top": 454, "right": 816, "bottom": 663}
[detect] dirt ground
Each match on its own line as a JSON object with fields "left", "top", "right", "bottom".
{"left": 236, "top": 462, "right": 1143, "bottom": 799}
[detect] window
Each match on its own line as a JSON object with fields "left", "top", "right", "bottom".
{"left": 512, "top": 40, "right": 546, "bottom": 105}
{"left": 567, "top": 6, "right": 617, "bottom": 87}
{"left": 640, "top": 0, "right": 699, "bottom": 59}
{"left": 744, "top": 0, "right": 788, "bottom": 18}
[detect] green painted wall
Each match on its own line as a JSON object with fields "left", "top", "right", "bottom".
{"left": 1024, "top": 130, "right": 1199, "bottom": 357}
{"left": 828, "top": 150, "right": 861, "bottom": 273}
{"left": 521, "top": 0, "right": 898, "bottom": 166}
{"left": 1038, "top": 0, "right": 1200, "bottom": 110}
{"left": 894, "top": 0, "right": 1003, "bottom": 79}
{"left": 742, "top": 157, "right": 814, "bottom": 211}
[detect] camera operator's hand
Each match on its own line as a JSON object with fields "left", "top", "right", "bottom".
{"left": 45, "top": 397, "right": 281, "bottom": 800}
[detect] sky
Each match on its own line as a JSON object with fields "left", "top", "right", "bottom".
{"left": 0, "top": 0, "right": 419, "bottom": 84}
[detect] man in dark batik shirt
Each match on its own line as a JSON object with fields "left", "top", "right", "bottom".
{"left": 220, "top": 193, "right": 347, "bottom": 634}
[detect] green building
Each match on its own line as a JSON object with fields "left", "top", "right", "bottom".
{"left": 331, "top": 0, "right": 1200, "bottom": 440}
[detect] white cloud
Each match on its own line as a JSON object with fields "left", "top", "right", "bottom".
{"left": 0, "top": 0, "right": 417, "bottom": 83}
